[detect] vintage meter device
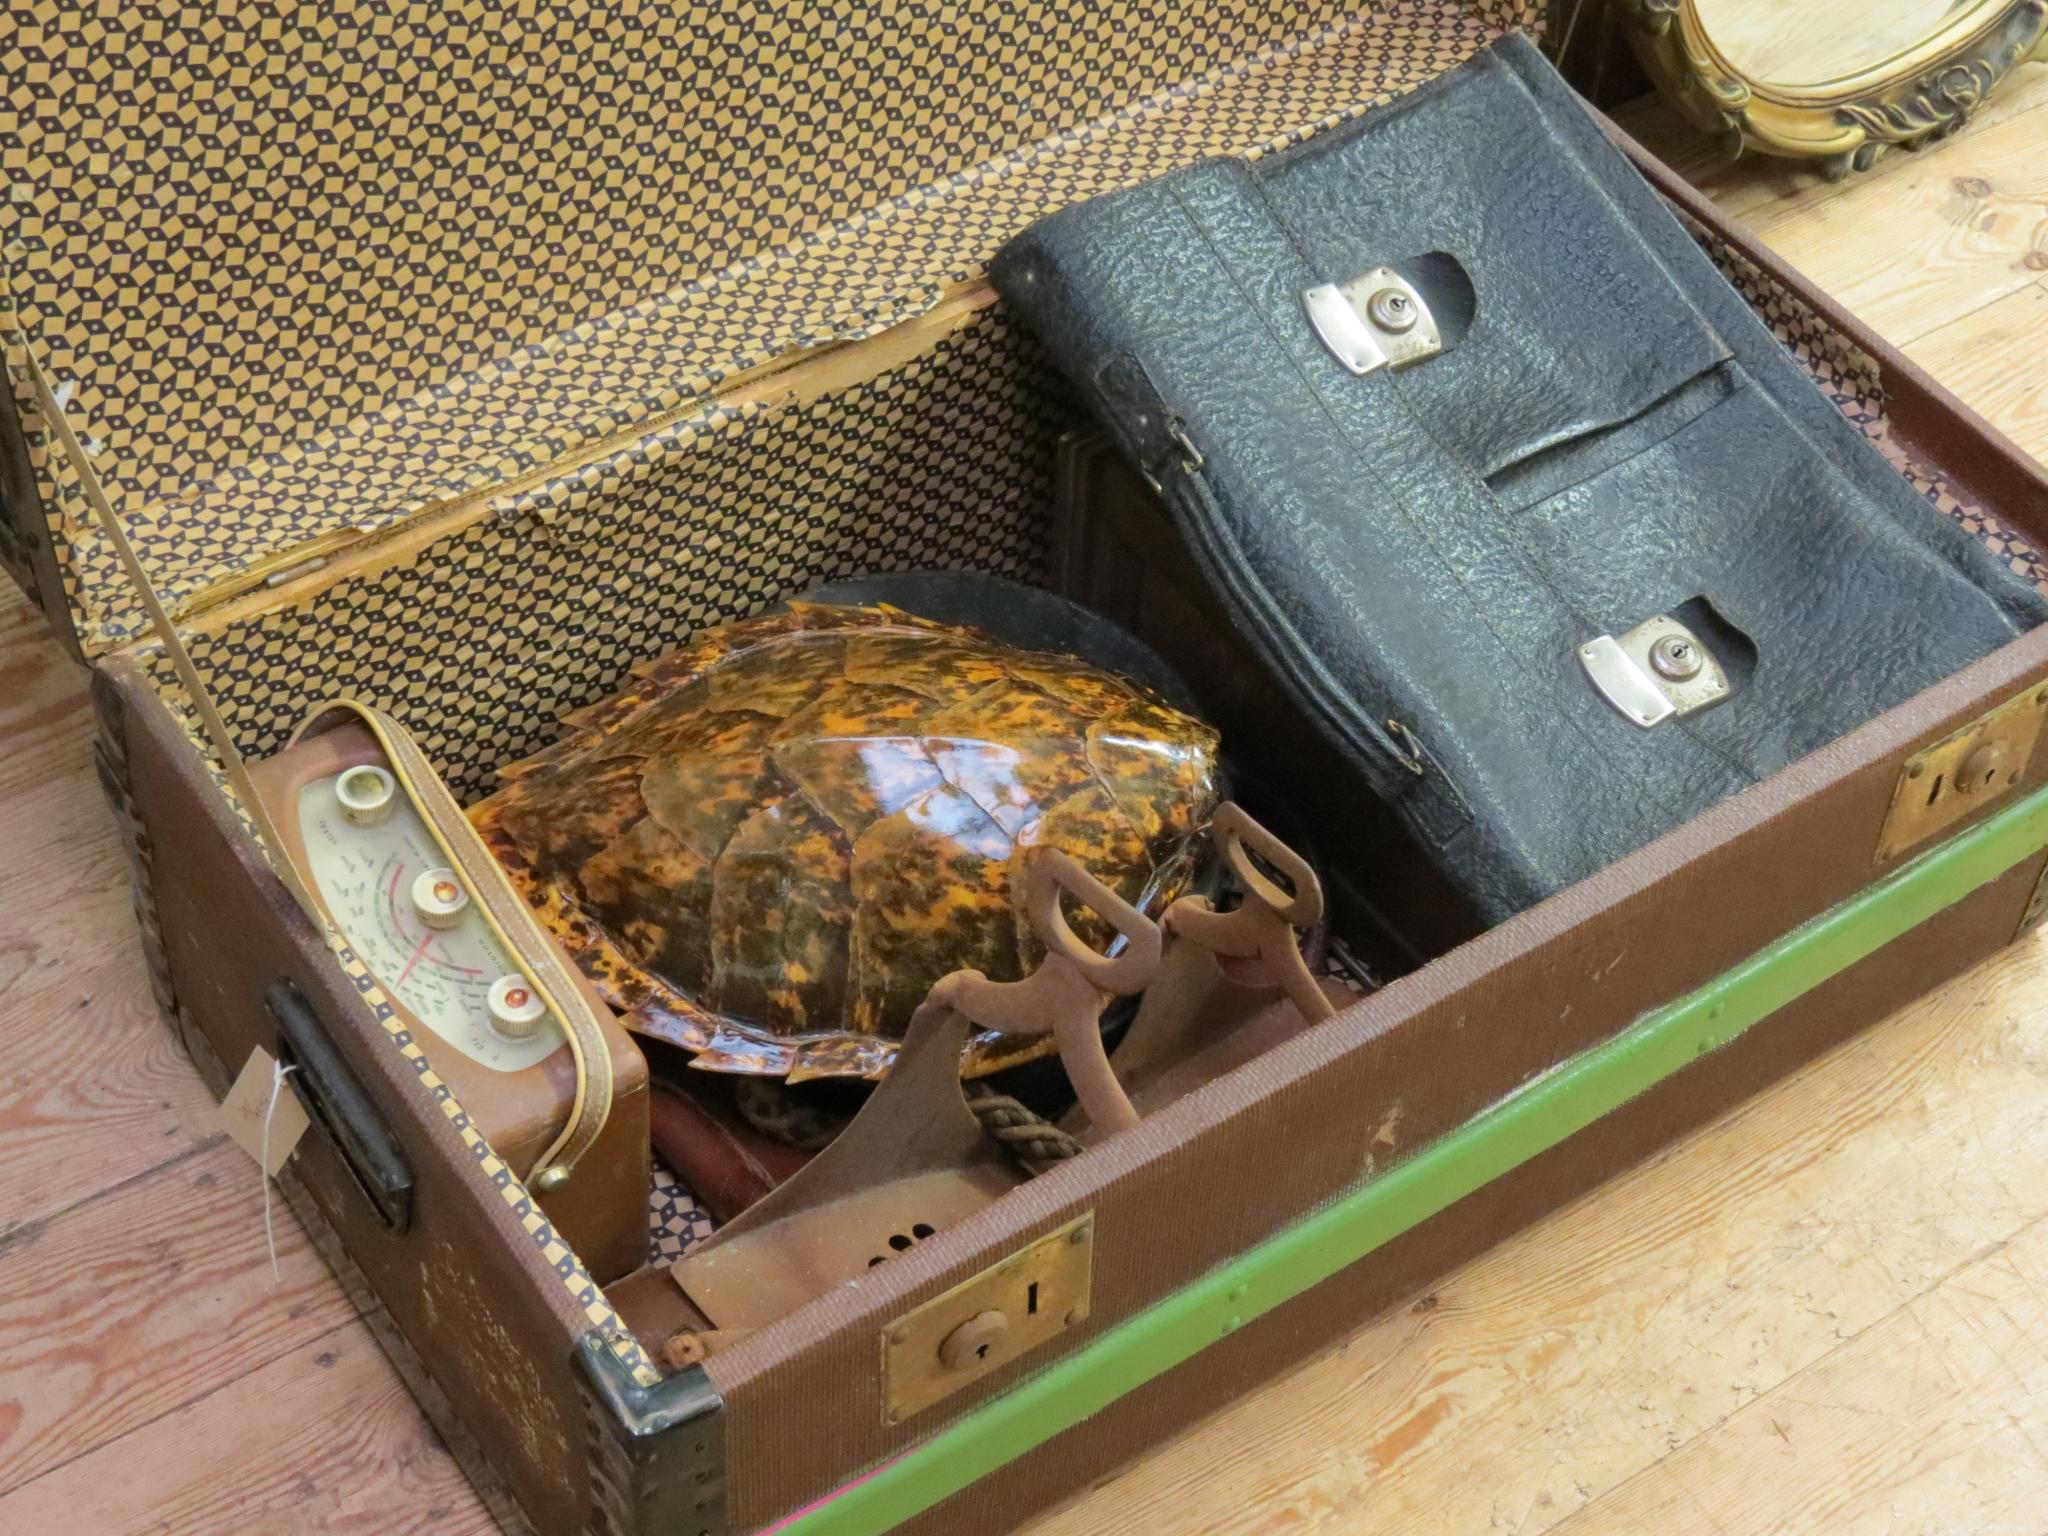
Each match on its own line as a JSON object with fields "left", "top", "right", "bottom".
{"left": 249, "top": 713, "right": 650, "bottom": 1282}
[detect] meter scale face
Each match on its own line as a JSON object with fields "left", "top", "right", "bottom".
{"left": 297, "top": 772, "right": 563, "bottom": 1072}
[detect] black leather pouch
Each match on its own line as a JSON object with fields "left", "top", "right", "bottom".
{"left": 992, "top": 34, "right": 2047, "bottom": 933}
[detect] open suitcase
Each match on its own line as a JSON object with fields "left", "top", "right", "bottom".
{"left": 5, "top": 5, "right": 2048, "bottom": 1533}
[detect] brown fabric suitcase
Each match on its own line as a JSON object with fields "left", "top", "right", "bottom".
{"left": 5, "top": 5, "right": 2048, "bottom": 1533}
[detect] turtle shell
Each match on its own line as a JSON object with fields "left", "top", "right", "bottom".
{"left": 471, "top": 600, "right": 1220, "bottom": 1081}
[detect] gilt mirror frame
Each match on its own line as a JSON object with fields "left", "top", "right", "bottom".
{"left": 1619, "top": 0, "right": 2048, "bottom": 177}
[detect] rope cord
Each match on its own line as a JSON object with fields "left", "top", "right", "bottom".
{"left": 964, "top": 1082, "right": 1086, "bottom": 1176}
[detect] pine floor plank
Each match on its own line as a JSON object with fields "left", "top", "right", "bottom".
{"left": 1903, "top": 282, "right": 2048, "bottom": 465}
{"left": 0, "top": 948, "right": 220, "bottom": 1235}
{"left": 0, "top": 589, "right": 222, "bottom": 1236}
{"left": 1546, "top": 1217, "right": 2048, "bottom": 1536}
{"left": 0, "top": 1325, "right": 494, "bottom": 1536}
{"left": 0, "top": 1139, "right": 358, "bottom": 1494}
{"left": 1740, "top": 111, "right": 2048, "bottom": 348}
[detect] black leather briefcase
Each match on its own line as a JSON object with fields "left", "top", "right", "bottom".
{"left": 992, "top": 34, "right": 2048, "bottom": 944}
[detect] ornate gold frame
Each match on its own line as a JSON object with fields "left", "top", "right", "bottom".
{"left": 1621, "top": 0, "right": 2048, "bottom": 177}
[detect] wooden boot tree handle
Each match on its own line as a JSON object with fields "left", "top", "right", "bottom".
{"left": 1026, "top": 848, "right": 1164, "bottom": 996}
{"left": 1164, "top": 803, "right": 1336, "bottom": 1026}
{"left": 942, "top": 849, "right": 1160, "bottom": 1139}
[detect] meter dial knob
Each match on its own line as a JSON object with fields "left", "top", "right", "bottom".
{"left": 411, "top": 868, "right": 471, "bottom": 930}
{"left": 487, "top": 975, "right": 549, "bottom": 1039}
{"left": 334, "top": 764, "right": 398, "bottom": 826}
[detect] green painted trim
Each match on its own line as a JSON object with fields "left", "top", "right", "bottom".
{"left": 769, "top": 785, "right": 2048, "bottom": 1536}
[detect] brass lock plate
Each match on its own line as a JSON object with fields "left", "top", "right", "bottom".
{"left": 881, "top": 1211, "right": 1094, "bottom": 1424}
{"left": 1877, "top": 682, "right": 2048, "bottom": 862}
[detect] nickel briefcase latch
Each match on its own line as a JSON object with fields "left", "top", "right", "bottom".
{"left": 1578, "top": 616, "right": 1730, "bottom": 729}
{"left": 1303, "top": 267, "right": 1441, "bottom": 376}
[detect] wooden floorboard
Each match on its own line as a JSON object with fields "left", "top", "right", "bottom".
{"left": 1546, "top": 1216, "right": 2048, "bottom": 1536}
{"left": 1905, "top": 283, "right": 2048, "bottom": 461}
{"left": 0, "top": 60, "right": 2045, "bottom": 1536}
{"left": 1620, "top": 61, "right": 2048, "bottom": 356}
{"left": 0, "top": 1322, "right": 493, "bottom": 1536}
{"left": 0, "top": 1137, "right": 355, "bottom": 1493}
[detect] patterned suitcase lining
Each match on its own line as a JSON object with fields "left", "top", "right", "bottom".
{"left": 649, "top": 1161, "right": 719, "bottom": 1265}
{"left": 6, "top": 0, "right": 1530, "bottom": 651}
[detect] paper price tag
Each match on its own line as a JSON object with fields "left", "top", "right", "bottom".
{"left": 217, "top": 1044, "right": 310, "bottom": 1177}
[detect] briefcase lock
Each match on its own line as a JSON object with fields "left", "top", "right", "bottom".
{"left": 1578, "top": 615, "right": 1730, "bottom": 728}
{"left": 1304, "top": 267, "right": 1442, "bottom": 376}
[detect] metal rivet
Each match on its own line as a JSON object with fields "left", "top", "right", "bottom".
{"left": 1649, "top": 634, "right": 1704, "bottom": 681}
{"left": 1366, "top": 287, "right": 1417, "bottom": 333}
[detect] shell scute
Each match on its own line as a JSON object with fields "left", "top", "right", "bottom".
{"left": 1086, "top": 710, "right": 1219, "bottom": 845}
{"left": 706, "top": 792, "right": 853, "bottom": 1032}
{"left": 578, "top": 814, "right": 716, "bottom": 997}
{"left": 767, "top": 684, "right": 946, "bottom": 838}
{"left": 843, "top": 628, "right": 1011, "bottom": 700}
{"left": 849, "top": 781, "right": 1020, "bottom": 1038}
{"left": 639, "top": 723, "right": 780, "bottom": 863}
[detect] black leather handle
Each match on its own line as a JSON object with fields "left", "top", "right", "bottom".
{"left": 265, "top": 980, "right": 414, "bottom": 1232}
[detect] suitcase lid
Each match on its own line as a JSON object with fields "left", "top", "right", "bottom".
{"left": 0, "top": 0, "right": 1536, "bottom": 658}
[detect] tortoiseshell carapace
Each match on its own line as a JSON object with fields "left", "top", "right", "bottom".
{"left": 470, "top": 576, "right": 1220, "bottom": 1083}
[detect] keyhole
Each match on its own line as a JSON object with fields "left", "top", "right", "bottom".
{"left": 1027, "top": 1282, "right": 1040, "bottom": 1316}
{"left": 1926, "top": 772, "right": 1945, "bottom": 806}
